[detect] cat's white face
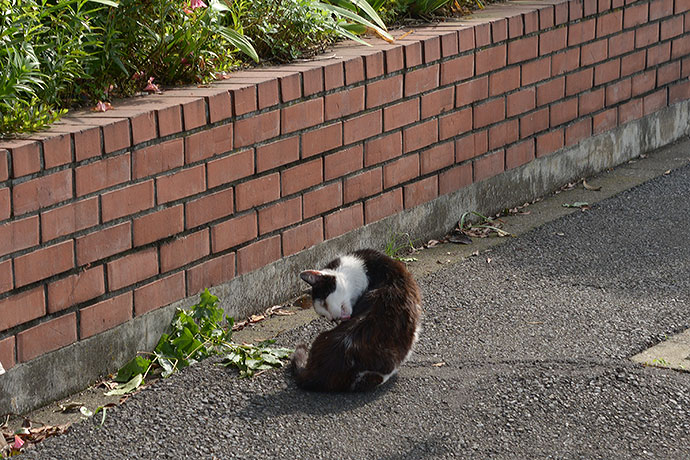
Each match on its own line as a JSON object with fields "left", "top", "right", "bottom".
{"left": 313, "top": 277, "right": 352, "bottom": 321}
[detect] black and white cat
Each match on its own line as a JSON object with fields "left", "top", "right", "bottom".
{"left": 292, "top": 249, "right": 422, "bottom": 392}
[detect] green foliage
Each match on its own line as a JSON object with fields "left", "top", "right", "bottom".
{"left": 383, "top": 231, "right": 417, "bottom": 260}
{"left": 110, "top": 289, "right": 292, "bottom": 396}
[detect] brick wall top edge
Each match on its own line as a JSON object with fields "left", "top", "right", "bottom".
{"left": 0, "top": 0, "right": 599, "bottom": 159}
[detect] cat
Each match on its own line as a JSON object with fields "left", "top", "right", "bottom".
{"left": 291, "top": 248, "right": 422, "bottom": 392}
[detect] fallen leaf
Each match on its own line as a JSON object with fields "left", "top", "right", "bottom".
{"left": 249, "top": 314, "right": 265, "bottom": 323}
{"left": 664, "top": 169, "right": 671, "bottom": 175}
{"left": 555, "top": 232, "right": 565, "bottom": 236}
{"left": 471, "top": 250, "right": 480, "bottom": 257}
{"left": 426, "top": 239, "right": 439, "bottom": 248}
{"left": 562, "top": 202, "right": 589, "bottom": 209}
{"left": 80, "top": 406, "right": 93, "bottom": 417}
{"left": 92, "top": 101, "right": 113, "bottom": 112}
{"left": 57, "top": 402, "right": 85, "bottom": 413}
{"left": 432, "top": 362, "right": 446, "bottom": 367}
{"left": 447, "top": 229, "right": 472, "bottom": 245}
{"left": 582, "top": 179, "right": 602, "bottom": 191}
{"left": 104, "top": 374, "right": 143, "bottom": 396}
{"left": 486, "top": 258, "right": 492, "bottom": 263}
{"left": 397, "top": 30, "right": 413, "bottom": 40}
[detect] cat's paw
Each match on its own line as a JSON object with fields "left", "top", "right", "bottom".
{"left": 291, "top": 343, "right": 308, "bottom": 368}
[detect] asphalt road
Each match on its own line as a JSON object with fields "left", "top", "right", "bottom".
{"left": 23, "top": 144, "right": 690, "bottom": 459}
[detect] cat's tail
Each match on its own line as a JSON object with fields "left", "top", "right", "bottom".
{"left": 291, "top": 343, "right": 309, "bottom": 374}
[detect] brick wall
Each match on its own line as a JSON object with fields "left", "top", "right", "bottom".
{"left": 1, "top": 0, "right": 689, "bottom": 377}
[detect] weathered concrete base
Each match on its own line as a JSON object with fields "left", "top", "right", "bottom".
{"left": 632, "top": 328, "right": 690, "bottom": 372}
{"left": 2, "top": 100, "right": 689, "bottom": 415}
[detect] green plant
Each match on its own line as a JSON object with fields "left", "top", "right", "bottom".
{"left": 459, "top": 211, "right": 514, "bottom": 238}
{"left": 384, "top": 231, "right": 418, "bottom": 261}
{"left": 109, "top": 289, "right": 292, "bottom": 396}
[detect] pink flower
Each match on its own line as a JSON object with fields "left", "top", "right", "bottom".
{"left": 143, "top": 77, "right": 160, "bottom": 93}
{"left": 190, "top": 0, "right": 207, "bottom": 8}
{"left": 13, "top": 435, "right": 25, "bottom": 449}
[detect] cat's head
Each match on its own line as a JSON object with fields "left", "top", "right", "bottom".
{"left": 300, "top": 270, "right": 352, "bottom": 321}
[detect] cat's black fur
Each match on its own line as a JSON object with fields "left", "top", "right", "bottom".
{"left": 292, "top": 249, "right": 422, "bottom": 392}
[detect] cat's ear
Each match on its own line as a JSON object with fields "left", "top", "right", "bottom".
{"left": 300, "top": 270, "right": 328, "bottom": 286}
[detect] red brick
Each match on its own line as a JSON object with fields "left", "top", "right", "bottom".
{"left": 540, "top": 28, "right": 567, "bottom": 55}
{"left": 506, "top": 139, "right": 535, "bottom": 169}
{"left": 661, "top": 15, "right": 684, "bottom": 40}
{"left": 258, "top": 198, "right": 301, "bottom": 235}
{"left": 507, "top": 88, "right": 536, "bottom": 117}
{"left": 609, "top": 30, "right": 635, "bottom": 57}
{"left": 624, "top": 2, "right": 649, "bottom": 28}
{"left": 323, "top": 61, "right": 344, "bottom": 91}
{"left": 207, "top": 149, "right": 254, "bottom": 189}
{"left": 157, "top": 104, "right": 183, "bottom": 137}
{"left": 552, "top": 49, "right": 580, "bottom": 76}
{"left": 234, "top": 110, "right": 280, "bottom": 148}
{"left": 185, "top": 188, "right": 234, "bottom": 229}
{"left": 672, "top": 36, "right": 690, "bottom": 59}
{"left": 536, "top": 128, "right": 565, "bottom": 157}
{"left": 302, "top": 123, "right": 343, "bottom": 158}
{"left": 439, "top": 163, "right": 472, "bottom": 195}
{"left": 282, "top": 219, "right": 323, "bottom": 257}
{"left": 619, "top": 98, "right": 644, "bottom": 124}
{"left": 303, "top": 182, "right": 343, "bottom": 219}
{"left": 102, "top": 118, "right": 131, "bottom": 153}
{"left": 364, "top": 188, "right": 403, "bottom": 224}
{"left": 211, "top": 212, "right": 257, "bottom": 252}
{"left": 0, "top": 149, "right": 8, "bottom": 181}
{"left": 48, "top": 266, "right": 104, "bottom": 313}
{"left": 344, "top": 168, "right": 382, "bottom": 203}
{"left": 489, "top": 119, "right": 519, "bottom": 150}
{"left": 405, "top": 65, "right": 440, "bottom": 97}
{"left": 186, "top": 253, "right": 236, "bottom": 296}
{"left": 676, "top": 0, "right": 690, "bottom": 13}
{"left": 597, "top": 10, "right": 623, "bottom": 38}
{"left": 594, "top": 59, "right": 621, "bottom": 86}
{"left": 536, "top": 77, "right": 565, "bottom": 106}
{"left": 643, "top": 89, "right": 667, "bottom": 115}
{"left": 133, "top": 205, "right": 183, "bottom": 247}
{"left": 520, "top": 107, "right": 550, "bottom": 138}
{"left": 400, "top": 40, "right": 423, "bottom": 68}
{"left": 566, "top": 68, "right": 594, "bottom": 96}
{"left": 256, "top": 136, "right": 299, "bottom": 173}
{"left": 279, "top": 72, "right": 302, "bottom": 102}
{"left": 657, "top": 61, "right": 681, "bottom": 86}
{"left": 6, "top": 140, "right": 40, "bottom": 178}
{"left": 569, "top": 19, "right": 596, "bottom": 47}
{"left": 384, "top": 45, "right": 405, "bottom": 73}
{"left": 77, "top": 222, "right": 131, "bottom": 265}
{"left": 420, "top": 141, "right": 455, "bottom": 174}
{"left": 456, "top": 76, "right": 489, "bottom": 107}
{"left": 669, "top": 80, "right": 690, "bottom": 104}
{"left": 383, "top": 154, "right": 420, "bottom": 188}
{"left": 134, "top": 271, "right": 185, "bottom": 316}
{"left": 15, "top": 240, "right": 74, "bottom": 287}
{"left": 235, "top": 173, "right": 280, "bottom": 211}
{"left": 539, "top": 5, "right": 556, "bottom": 29}
{"left": 474, "top": 22, "right": 491, "bottom": 47}
{"left": 565, "top": 118, "right": 593, "bottom": 146}
{"left": 13, "top": 169, "right": 73, "bottom": 215}
{"left": 324, "top": 204, "right": 363, "bottom": 239}
{"left": 474, "top": 98, "right": 505, "bottom": 129}
{"left": 207, "top": 90, "right": 233, "bottom": 124}
{"left": 0, "top": 336, "right": 15, "bottom": 371}
{"left": 324, "top": 87, "right": 365, "bottom": 121}
{"left": 366, "top": 75, "right": 403, "bottom": 108}
{"left": 508, "top": 36, "right": 538, "bottom": 65}
{"left": 17, "top": 313, "right": 77, "bottom": 363}
{"left": 0, "top": 216, "right": 37, "bottom": 257}
{"left": 160, "top": 229, "right": 209, "bottom": 272}
{"left": 101, "top": 181, "right": 154, "bottom": 223}
{"left": 551, "top": 98, "right": 579, "bottom": 126}
{"left": 635, "top": 23, "right": 659, "bottom": 49}
{"left": 0, "top": 259, "right": 11, "bottom": 294}
{"left": 381, "top": 99, "right": 419, "bottom": 133}
{"left": 365, "top": 50, "right": 385, "bottom": 79}
{"left": 404, "top": 119, "right": 438, "bottom": 152}
{"left": 0, "top": 287, "right": 45, "bottom": 331}
{"left": 237, "top": 235, "right": 280, "bottom": 275}
{"left": 580, "top": 88, "right": 606, "bottom": 114}
{"left": 570, "top": 0, "right": 584, "bottom": 20}
{"left": 420, "top": 88, "right": 453, "bottom": 120}
{"left": 325, "top": 145, "right": 364, "bottom": 180}
{"left": 622, "top": 50, "right": 647, "bottom": 77}
{"left": 80, "top": 292, "right": 132, "bottom": 338}
{"left": 31, "top": 132, "right": 71, "bottom": 170}
{"left": 492, "top": 18, "right": 508, "bottom": 43}
{"left": 344, "top": 56, "right": 365, "bottom": 85}
{"left": 476, "top": 45, "right": 507, "bottom": 75}
{"left": 343, "top": 110, "right": 382, "bottom": 145}
{"left": 593, "top": 108, "right": 618, "bottom": 134}
{"left": 300, "top": 66, "right": 325, "bottom": 96}
{"left": 282, "top": 98, "right": 324, "bottom": 134}
{"left": 403, "top": 175, "right": 438, "bottom": 209}
{"left": 76, "top": 153, "right": 130, "bottom": 197}
{"left": 509, "top": 13, "right": 525, "bottom": 38}
{"left": 683, "top": 56, "right": 690, "bottom": 78}
{"left": 581, "top": 39, "right": 608, "bottom": 67}
{"left": 133, "top": 139, "right": 184, "bottom": 179}
{"left": 282, "top": 159, "right": 323, "bottom": 196}
{"left": 522, "top": 57, "right": 552, "bottom": 85}
{"left": 0, "top": 187, "right": 8, "bottom": 221}
{"left": 108, "top": 247, "right": 159, "bottom": 290}
{"left": 632, "top": 70, "right": 656, "bottom": 96}
{"left": 649, "top": 0, "right": 673, "bottom": 20}
{"left": 73, "top": 127, "right": 101, "bottom": 161}
{"left": 647, "top": 42, "right": 671, "bottom": 68}
{"left": 490, "top": 67, "right": 520, "bottom": 97}
{"left": 184, "top": 124, "right": 233, "bottom": 164}
{"left": 157, "top": 165, "right": 205, "bottom": 204}
{"left": 441, "top": 54, "right": 474, "bottom": 86}
{"left": 456, "top": 131, "right": 489, "bottom": 162}
{"left": 474, "top": 150, "right": 505, "bottom": 182}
